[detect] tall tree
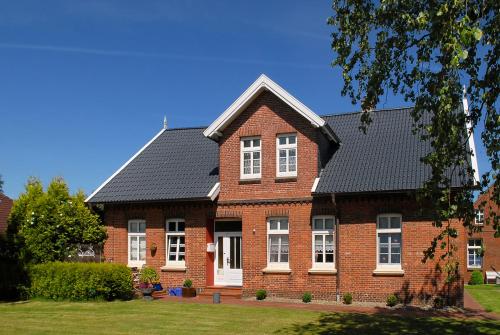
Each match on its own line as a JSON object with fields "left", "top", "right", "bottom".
{"left": 0, "top": 174, "right": 3, "bottom": 193}
{"left": 328, "top": 1, "right": 498, "bottom": 276}
{"left": 8, "top": 177, "right": 106, "bottom": 263}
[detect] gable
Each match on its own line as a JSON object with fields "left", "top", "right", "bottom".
{"left": 203, "top": 74, "right": 338, "bottom": 143}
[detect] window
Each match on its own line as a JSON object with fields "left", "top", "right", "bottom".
{"left": 276, "top": 134, "right": 297, "bottom": 177}
{"left": 166, "top": 219, "right": 185, "bottom": 267}
{"left": 267, "top": 218, "right": 289, "bottom": 269}
{"left": 475, "top": 209, "right": 484, "bottom": 225}
{"left": 376, "top": 214, "right": 402, "bottom": 269}
{"left": 128, "top": 220, "right": 146, "bottom": 267}
{"left": 312, "top": 216, "right": 335, "bottom": 269}
{"left": 241, "top": 137, "right": 261, "bottom": 179}
{"left": 468, "top": 239, "right": 483, "bottom": 269}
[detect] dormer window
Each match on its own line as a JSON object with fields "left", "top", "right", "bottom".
{"left": 241, "top": 137, "right": 261, "bottom": 179}
{"left": 276, "top": 134, "right": 297, "bottom": 177}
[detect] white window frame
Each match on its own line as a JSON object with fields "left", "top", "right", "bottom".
{"left": 166, "top": 218, "right": 186, "bottom": 268}
{"left": 276, "top": 133, "right": 297, "bottom": 177}
{"left": 128, "top": 219, "right": 146, "bottom": 268}
{"left": 240, "top": 136, "right": 261, "bottom": 180}
{"left": 376, "top": 214, "right": 402, "bottom": 271}
{"left": 267, "top": 217, "right": 290, "bottom": 270}
{"left": 475, "top": 209, "right": 484, "bottom": 225}
{"left": 311, "top": 216, "right": 336, "bottom": 270}
{"left": 467, "top": 239, "right": 483, "bottom": 269}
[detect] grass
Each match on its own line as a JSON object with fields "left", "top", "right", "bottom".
{"left": 0, "top": 300, "right": 498, "bottom": 335}
{"left": 466, "top": 284, "right": 500, "bottom": 313}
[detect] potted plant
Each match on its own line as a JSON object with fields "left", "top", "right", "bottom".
{"left": 182, "top": 279, "right": 196, "bottom": 298}
{"left": 139, "top": 266, "right": 160, "bottom": 299}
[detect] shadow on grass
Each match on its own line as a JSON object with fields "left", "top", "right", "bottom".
{"left": 275, "top": 312, "right": 500, "bottom": 335}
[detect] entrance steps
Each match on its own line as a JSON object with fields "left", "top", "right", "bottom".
{"left": 198, "top": 286, "right": 242, "bottom": 298}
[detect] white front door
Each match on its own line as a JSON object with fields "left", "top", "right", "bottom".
{"left": 214, "top": 232, "right": 242, "bottom": 286}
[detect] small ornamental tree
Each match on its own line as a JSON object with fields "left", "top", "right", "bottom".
{"left": 8, "top": 177, "right": 106, "bottom": 264}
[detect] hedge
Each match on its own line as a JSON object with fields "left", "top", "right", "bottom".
{"left": 29, "top": 262, "right": 133, "bottom": 301}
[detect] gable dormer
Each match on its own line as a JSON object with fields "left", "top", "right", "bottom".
{"left": 204, "top": 75, "right": 338, "bottom": 201}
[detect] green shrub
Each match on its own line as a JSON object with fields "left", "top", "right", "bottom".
{"left": 183, "top": 279, "right": 193, "bottom": 288}
{"left": 386, "top": 294, "right": 398, "bottom": 307}
{"left": 256, "top": 289, "right": 267, "bottom": 300}
{"left": 29, "top": 262, "right": 133, "bottom": 301}
{"left": 469, "top": 270, "right": 484, "bottom": 285}
{"left": 343, "top": 292, "right": 353, "bottom": 304}
{"left": 302, "top": 292, "right": 312, "bottom": 303}
{"left": 139, "top": 266, "right": 159, "bottom": 284}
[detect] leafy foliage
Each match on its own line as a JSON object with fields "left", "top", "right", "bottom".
{"left": 0, "top": 174, "right": 3, "bottom": 193}
{"left": 302, "top": 292, "right": 312, "bottom": 303}
{"left": 256, "top": 289, "right": 267, "bottom": 300}
{"left": 469, "top": 270, "right": 484, "bottom": 285}
{"left": 328, "top": 0, "right": 499, "bottom": 279}
{"left": 139, "top": 266, "right": 159, "bottom": 284}
{"left": 29, "top": 262, "right": 133, "bottom": 301}
{"left": 343, "top": 292, "right": 353, "bottom": 304}
{"left": 7, "top": 177, "right": 106, "bottom": 264}
{"left": 183, "top": 278, "right": 193, "bottom": 288}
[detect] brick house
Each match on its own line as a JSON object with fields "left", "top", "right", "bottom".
{"left": 466, "top": 185, "right": 500, "bottom": 284}
{"left": 87, "top": 75, "right": 477, "bottom": 305}
{"left": 0, "top": 193, "right": 13, "bottom": 234}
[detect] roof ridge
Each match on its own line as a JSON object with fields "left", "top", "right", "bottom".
{"left": 320, "top": 106, "right": 414, "bottom": 118}
{"left": 164, "top": 126, "right": 208, "bottom": 131}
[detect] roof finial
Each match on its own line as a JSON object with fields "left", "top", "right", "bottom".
{"left": 163, "top": 116, "right": 168, "bottom": 129}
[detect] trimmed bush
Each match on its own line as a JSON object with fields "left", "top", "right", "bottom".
{"left": 29, "top": 262, "right": 133, "bottom": 301}
{"left": 469, "top": 270, "right": 484, "bottom": 285}
{"left": 302, "top": 292, "right": 312, "bottom": 303}
{"left": 343, "top": 292, "right": 353, "bottom": 304}
{"left": 256, "top": 289, "right": 267, "bottom": 300}
{"left": 386, "top": 294, "right": 398, "bottom": 307}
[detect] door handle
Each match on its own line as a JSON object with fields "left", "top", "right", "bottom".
{"left": 226, "top": 258, "right": 230, "bottom": 266}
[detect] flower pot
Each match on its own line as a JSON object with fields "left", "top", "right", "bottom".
{"left": 141, "top": 287, "right": 155, "bottom": 300}
{"left": 153, "top": 283, "right": 163, "bottom": 291}
{"left": 182, "top": 287, "right": 196, "bottom": 298}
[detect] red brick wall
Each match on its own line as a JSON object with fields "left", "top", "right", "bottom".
{"left": 337, "top": 194, "right": 466, "bottom": 305}
{"left": 102, "top": 194, "right": 467, "bottom": 305}
{"left": 218, "top": 91, "right": 319, "bottom": 201}
{"left": 0, "top": 193, "right": 13, "bottom": 234}
{"left": 466, "top": 186, "right": 500, "bottom": 283}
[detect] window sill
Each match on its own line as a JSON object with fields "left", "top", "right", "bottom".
{"left": 262, "top": 267, "right": 292, "bottom": 274}
{"left": 127, "top": 263, "right": 145, "bottom": 269}
{"left": 467, "top": 267, "right": 482, "bottom": 271}
{"left": 308, "top": 268, "right": 337, "bottom": 275}
{"left": 275, "top": 176, "right": 297, "bottom": 183}
{"left": 373, "top": 268, "right": 404, "bottom": 276}
{"left": 239, "top": 178, "right": 261, "bottom": 185}
{"left": 161, "top": 265, "right": 187, "bottom": 272}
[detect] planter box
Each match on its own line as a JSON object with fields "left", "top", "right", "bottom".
{"left": 182, "top": 287, "right": 196, "bottom": 298}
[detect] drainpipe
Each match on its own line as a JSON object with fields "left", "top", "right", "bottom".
{"left": 336, "top": 215, "right": 340, "bottom": 302}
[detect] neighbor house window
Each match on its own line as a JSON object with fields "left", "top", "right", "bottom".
{"left": 128, "top": 219, "right": 146, "bottom": 267}
{"left": 166, "top": 219, "right": 185, "bottom": 267}
{"left": 276, "top": 134, "right": 297, "bottom": 177}
{"left": 241, "top": 137, "right": 261, "bottom": 179}
{"left": 312, "top": 216, "right": 335, "bottom": 269}
{"left": 267, "top": 218, "right": 289, "bottom": 269}
{"left": 475, "top": 210, "right": 484, "bottom": 225}
{"left": 376, "top": 214, "right": 402, "bottom": 269}
{"left": 468, "top": 239, "right": 483, "bottom": 269}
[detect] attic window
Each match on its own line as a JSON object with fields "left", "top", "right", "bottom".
{"left": 276, "top": 134, "right": 297, "bottom": 177}
{"left": 240, "top": 137, "right": 261, "bottom": 180}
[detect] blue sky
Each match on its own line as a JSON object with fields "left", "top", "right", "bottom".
{"left": 0, "top": 1, "right": 490, "bottom": 198}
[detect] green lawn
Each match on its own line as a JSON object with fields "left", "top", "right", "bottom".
{"left": 466, "top": 285, "right": 500, "bottom": 314}
{"left": 0, "top": 300, "right": 498, "bottom": 335}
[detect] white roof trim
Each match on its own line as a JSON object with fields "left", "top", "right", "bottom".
{"left": 207, "top": 182, "right": 220, "bottom": 201}
{"left": 203, "top": 74, "right": 327, "bottom": 140}
{"left": 311, "top": 177, "right": 320, "bottom": 193}
{"left": 463, "top": 92, "right": 480, "bottom": 185}
{"left": 85, "top": 128, "right": 167, "bottom": 203}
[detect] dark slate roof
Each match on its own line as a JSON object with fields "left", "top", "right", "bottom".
{"left": 88, "top": 107, "right": 469, "bottom": 203}
{"left": 87, "top": 127, "right": 219, "bottom": 203}
{"left": 315, "top": 107, "right": 467, "bottom": 194}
